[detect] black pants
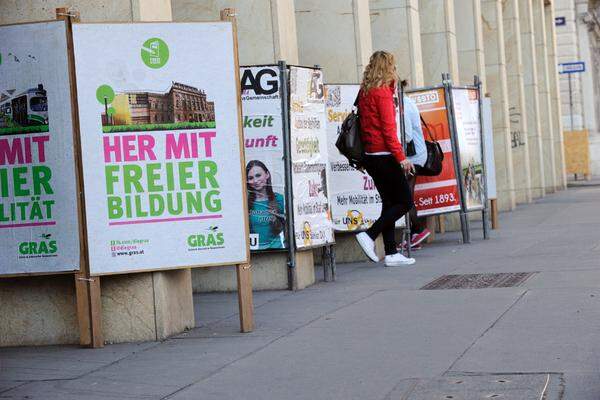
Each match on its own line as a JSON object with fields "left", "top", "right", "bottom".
{"left": 407, "top": 165, "right": 426, "bottom": 234}
{"left": 364, "top": 155, "right": 414, "bottom": 255}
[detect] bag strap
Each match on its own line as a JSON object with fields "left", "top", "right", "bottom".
{"left": 420, "top": 115, "right": 436, "bottom": 142}
{"left": 353, "top": 89, "right": 361, "bottom": 107}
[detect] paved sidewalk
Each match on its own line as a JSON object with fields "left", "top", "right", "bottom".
{"left": 1, "top": 186, "right": 600, "bottom": 399}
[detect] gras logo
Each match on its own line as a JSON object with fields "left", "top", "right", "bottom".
{"left": 187, "top": 226, "right": 225, "bottom": 251}
{"left": 19, "top": 234, "right": 57, "bottom": 257}
{"left": 141, "top": 38, "right": 169, "bottom": 69}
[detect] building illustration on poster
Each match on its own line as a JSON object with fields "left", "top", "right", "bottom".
{"left": 289, "top": 66, "right": 334, "bottom": 248}
{"left": 0, "top": 21, "right": 80, "bottom": 275}
{"left": 240, "top": 66, "right": 287, "bottom": 250}
{"left": 72, "top": 23, "right": 248, "bottom": 274}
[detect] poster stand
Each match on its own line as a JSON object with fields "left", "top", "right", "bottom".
{"left": 398, "top": 85, "right": 412, "bottom": 258}
{"left": 48, "top": 8, "right": 256, "bottom": 348}
{"left": 443, "top": 73, "right": 490, "bottom": 243}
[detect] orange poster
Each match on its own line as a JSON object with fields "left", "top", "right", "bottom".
{"left": 407, "top": 88, "right": 461, "bottom": 216}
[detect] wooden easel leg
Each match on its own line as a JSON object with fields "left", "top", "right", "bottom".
{"left": 75, "top": 274, "right": 104, "bottom": 348}
{"left": 236, "top": 263, "right": 254, "bottom": 333}
{"left": 490, "top": 198, "right": 499, "bottom": 230}
{"left": 437, "top": 215, "right": 446, "bottom": 234}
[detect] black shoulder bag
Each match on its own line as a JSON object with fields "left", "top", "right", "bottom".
{"left": 335, "top": 92, "right": 364, "bottom": 170}
{"left": 419, "top": 115, "right": 444, "bottom": 176}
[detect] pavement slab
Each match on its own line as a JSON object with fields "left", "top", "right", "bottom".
{"left": 1, "top": 186, "right": 599, "bottom": 399}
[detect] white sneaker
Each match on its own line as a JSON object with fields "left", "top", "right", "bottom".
{"left": 355, "top": 232, "right": 379, "bottom": 262}
{"left": 384, "top": 252, "right": 415, "bottom": 267}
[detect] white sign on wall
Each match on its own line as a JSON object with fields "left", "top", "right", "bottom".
{"left": 0, "top": 21, "right": 80, "bottom": 275}
{"left": 325, "top": 84, "right": 384, "bottom": 231}
{"left": 289, "top": 66, "right": 334, "bottom": 249}
{"left": 73, "top": 23, "right": 248, "bottom": 275}
{"left": 452, "top": 88, "right": 485, "bottom": 211}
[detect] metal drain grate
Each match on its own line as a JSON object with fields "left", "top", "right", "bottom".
{"left": 420, "top": 272, "right": 536, "bottom": 290}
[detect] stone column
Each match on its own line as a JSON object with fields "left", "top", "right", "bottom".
{"left": 533, "top": 0, "right": 558, "bottom": 192}
{"left": 455, "top": 0, "right": 487, "bottom": 88}
{"left": 172, "top": 0, "right": 299, "bottom": 65}
{"left": 370, "top": 0, "right": 424, "bottom": 86}
{"left": 503, "top": 0, "right": 532, "bottom": 203}
{"left": 295, "top": 0, "right": 372, "bottom": 83}
{"left": 482, "top": 0, "right": 516, "bottom": 211}
{"left": 520, "top": 0, "right": 546, "bottom": 198}
{"left": 545, "top": 1, "right": 567, "bottom": 189}
{"left": 419, "top": 0, "right": 460, "bottom": 84}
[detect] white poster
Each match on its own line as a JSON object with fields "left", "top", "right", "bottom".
{"left": 325, "top": 84, "right": 383, "bottom": 231}
{"left": 73, "top": 23, "right": 248, "bottom": 275}
{"left": 452, "top": 88, "right": 485, "bottom": 211}
{"left": 289, "top": 66, "right": 334, "bottom": 249}
{"left": 0, "top": 21, "right": 80, "bottom": 275}
{"left": 240, "top": 66, "right": 287, "bottom": 250}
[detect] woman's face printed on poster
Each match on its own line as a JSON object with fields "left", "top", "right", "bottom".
{"left": 247, "top": 165, "right": 270, "bottom": 193}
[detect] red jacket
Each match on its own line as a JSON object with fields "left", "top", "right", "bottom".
{"left": 358, "top": 84, "right": 406, "bottom": 163}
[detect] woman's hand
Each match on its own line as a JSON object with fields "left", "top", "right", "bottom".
{"left": 400, "top": 159, "right": 415, "bottom": 175}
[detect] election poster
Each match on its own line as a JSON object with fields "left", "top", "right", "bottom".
{"left": 73, "top": 23, "right": 248, "bottom": 274}
{"left": 0, "top": 21, "right": 80, "bottom": 275}
{"left": 452, "top": 87, "right": 485, "bottom": 211}
{"left": 407, "top": 87, "right": 461, "bottom": 216}
{"left": 289, "top": 66, "right": 334, "bottom": 248}
{"left": 325, "top": 84, "right": 382, "bottom": 231}
{"left": 240, "top": 65, "right": 287, "bottom": 250}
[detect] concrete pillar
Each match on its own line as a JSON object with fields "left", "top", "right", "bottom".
{"left": 520, "top": 0, "right": 546, "bottom": 198}
{"left": 482, "top": 0, "right": 516, "bottom": 211}
{"left": 545, "top": 1, "right": 567, "bottom": 189}
{"left": 455, "top": 0, "right": 487, "bottom": 88}
{"left": 419, "top": 0, "right": 460, "bottom": 84}
{"left": 503, "top": 0, "right": 533, "bottom": 203}
{"left": 369, "top": 0, "right": 424, "bottom": 86}
{"left": 533, "top": 0, "right": 558, "bottom": 192}
{"left": 172, "top": 0, "right": 299, "bottom": 65}
{"left": 295, "top": 0, "right": 372, "bottom": 83}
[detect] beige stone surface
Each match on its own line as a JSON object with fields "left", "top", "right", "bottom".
{"left": 420, "top": 0, "right": 459, "bottom": 84}
{"left": 370, "top": 0, "right": 424, "bottom": 86}
{"left": 295, "top": 0, "right": 370, "bottom": 83}
{"left": 294, "top": 249, "right": 315, "bottom": 290}
{"left": 101, "top": 273, "right": 156, "bottom": 344}
{"left": 533, "top": 0, "right": 557, "bottom": 193}
{"left": 192, "top": 253, "right": 289, "bottom": 292}
{"left": 0, "top": 0, "right": 134, "bottom": 23}
{"left": 503, "top": 0, "right": 532, "bottom": 204}
{"left": 152, "top": 269, "right": 195, "bottom": 339}
{"left": 0, "top": 275, "right": 78, "bottom": 347}
{"left": 482, "top": 0, "right": 516, "bottom": 212}
{"left": 455, "top": 0, "right": 486, "bottom": 88}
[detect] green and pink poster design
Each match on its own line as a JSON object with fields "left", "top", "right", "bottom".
{"left": 72, "top": 23, "right": 248, "bottom": 275}
{"left": 0, "top": 21, "right": 80, "bottom": 275}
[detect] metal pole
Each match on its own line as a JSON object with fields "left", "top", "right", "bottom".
{"left": 568, "top": 73, "right": 574, "bottom": 130}
{"left": 444, "top": 73, "right": 471, "bottom": 244}
{"left": 475, "top": 76, "right": 490, "bottom": 240}
{"left": 398, "top": 82, "right": 412, "bottom": 257}
{"left": 278, "top": 60, "right": 296, "bottom": 290}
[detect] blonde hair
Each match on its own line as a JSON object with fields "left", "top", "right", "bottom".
{"left": 360, "top": 51, "right": 398, "bottom": 94}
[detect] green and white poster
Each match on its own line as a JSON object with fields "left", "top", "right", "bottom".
{"left": 0, "top": 21, "right": 80, "bottom": 275}
{"left": 72, "top": 23, "right": 249, "bottom": 275}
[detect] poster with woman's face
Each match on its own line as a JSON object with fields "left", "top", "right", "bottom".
{"left": 240, "top": 66, "right": 287, "bottom": 250}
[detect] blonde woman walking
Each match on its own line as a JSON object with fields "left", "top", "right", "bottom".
{"left": 354, "top": 51, "right": 416, "bottom": 267}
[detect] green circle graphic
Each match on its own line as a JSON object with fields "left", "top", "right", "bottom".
{"left": 96, "top": 84, "right": 115, "bottom": 105}
{"left": 141, "top": 38, "right": 169, "bottom": 69}
{"left": 107, "top": 106, "right": 116, "bottom": 116}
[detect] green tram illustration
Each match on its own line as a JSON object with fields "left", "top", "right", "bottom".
{"left": 0, "top": 84, "right": 48, "bottom": 133}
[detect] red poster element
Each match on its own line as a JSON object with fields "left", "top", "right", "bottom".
{"left": 407, "top": 88, "right": 461, "bottom": 216}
